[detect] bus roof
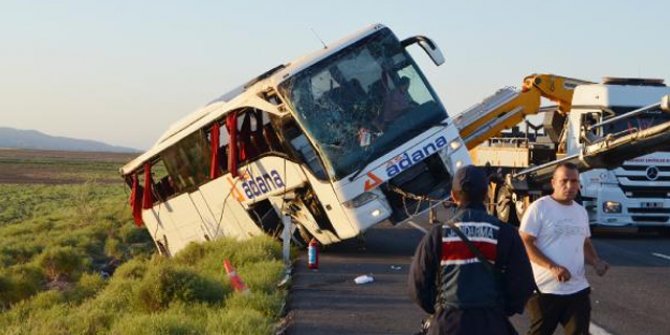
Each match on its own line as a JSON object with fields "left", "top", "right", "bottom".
{"left": 120, "top": 24, "right": 386, "bottom": 176}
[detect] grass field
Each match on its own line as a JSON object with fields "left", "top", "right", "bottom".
{"left": 0, "top": 149, "right": 287, "bottom": 335}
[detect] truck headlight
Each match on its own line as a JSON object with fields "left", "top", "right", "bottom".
{"left": 343, "top": 192, "right": 378, "bottom": 208}
{"left": 602, "top": 201, "right": 622, "bottom": 213}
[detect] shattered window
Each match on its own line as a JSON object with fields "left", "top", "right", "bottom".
{"left": 278, "top": 28, "right": 448, "bottom": 179}
{"left": 604, "top": 107, "right": 670, "bottom": 135}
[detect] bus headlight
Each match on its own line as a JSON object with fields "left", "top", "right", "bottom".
{"left": 449, "top": 139, "right": 462, "bottom": 151}
{"left": 343, "top": 192, "right": 378, "bottom": 208}
{"left": 602, "top": 201, "right": 622, "bottom": 213}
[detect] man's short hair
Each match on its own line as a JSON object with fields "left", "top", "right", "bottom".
{"left": 554, "top": 162, "right": 579, "bottom": 174}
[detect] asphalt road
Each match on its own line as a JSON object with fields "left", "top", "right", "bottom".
{"left": 284, "top": 221, "right": 426, "bottom": 334}
{"left": 582, "top": 231, "right": 670, "bottom": 335}
{"left": 284, "top": 218, "right": 670, "bottom": 335}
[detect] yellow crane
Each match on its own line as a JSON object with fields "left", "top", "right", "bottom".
{"left": 454, "top": 73, "right": 593, "bottom": 150}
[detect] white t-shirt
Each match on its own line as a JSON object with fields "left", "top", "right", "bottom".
{"left": 520, "top": 196, "right": 591, "bottom": 295}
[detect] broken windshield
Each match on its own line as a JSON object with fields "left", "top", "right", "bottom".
{"left": 596, "top": 106, "right": 670, "bottom": 136}
{"left": 278, "top": 28, "right": 447, "bottom": 180}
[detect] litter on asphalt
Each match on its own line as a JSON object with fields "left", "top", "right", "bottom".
{"left": 354, "top": 274, "right": 375, "bottom": 284}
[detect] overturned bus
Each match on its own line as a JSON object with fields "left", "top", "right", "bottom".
{"left": 120, "top": 24, "right": 470, "bottom": 255}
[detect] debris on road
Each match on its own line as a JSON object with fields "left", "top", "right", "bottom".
{"left": 354, "top": 274, "right": 375, "bottom": 285}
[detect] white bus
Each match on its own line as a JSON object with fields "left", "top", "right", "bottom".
{"left": 120, "top": 24, "right": 471, "bottom": 256}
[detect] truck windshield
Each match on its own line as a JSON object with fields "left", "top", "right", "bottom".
{"left": 603, "top": 107, "right": 670, "bottom": 135}
{"left": 278, "top": 28, "right": 447, "bottom": 180}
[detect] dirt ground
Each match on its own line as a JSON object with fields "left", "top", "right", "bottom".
{"left": 0, "top": 149, "right": 137, "bottom": 184}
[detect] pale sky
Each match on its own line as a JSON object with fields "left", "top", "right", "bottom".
{"left": 2, "top": 0, "right": 669, "bottom": 150}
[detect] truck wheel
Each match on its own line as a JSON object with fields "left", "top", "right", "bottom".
{"left": 495, "top": 185, "right": 510, "bottom": 223}
{"left": 495, "top": 185, "right": 521, "bottom": 226}
{"left": 487, "top": 182, "right": 498, "bottom": 216}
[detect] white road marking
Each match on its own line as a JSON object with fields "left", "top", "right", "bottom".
{"left": 652, "top": 252, "right": 670, "bottom": 261}
{"left": 590, "top": 322, "right": 613, "bottom": 335}
{"left": 404, "top": 220, "right": 428, "bottom": 234}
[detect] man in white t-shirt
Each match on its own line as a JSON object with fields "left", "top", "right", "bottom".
{"left": 519, "top": 162, "right": 609, "bottom": 335}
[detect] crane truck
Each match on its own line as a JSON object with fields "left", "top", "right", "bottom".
{"left": 453, "top": 74, "right": 670, "bottom": 228}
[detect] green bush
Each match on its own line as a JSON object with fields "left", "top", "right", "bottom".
{"left": 113, "top": 257, "right": 148, "bottom": 280}
{"left": 0, "top": 273, "right": 15, "bottom": 309}
{"left": 0, "top": 244, "right": 42, "bottom": 267}
{"left": 136, "top": 263, "right": 227, "bottom": 312}
{"left": 230, "top": 237, "right": 283, "bottom": 265}
{"left": 206, "top": 308, "right": 273, "bottom": 335}
{"left": 85, "top": 277, "right": 140, "bottom": 314}
{"left": 238, "top": 260, "right": 284, "bottom": 292}
{"left": 225, "top": 290, "right": 285, "bottom": 318}
{"left": 0, "top": 290, "right": 66, "bottom": 331}
{"left": 0, "top": 175, "right": 286, "bottom": 335}
{"left": 0, "top": 264, "right": 46, "bottom": 308}
{"left": 37, "top": 246, "right": 84, "bottom": 281}
{"left": 65, "top": 272, "right": 107, "bottom": 304}
{"left": 65, "top": 303, "right": 118, "bottom": 335}
{"left": 109, "top": 307, "right": 205, "bottom": 335}
{"left": 173, "top": 241, "right": 208, "bottom": 265}
{"left": 119, "top": 222, "right": 153, "bottom": 244}
{"left": 25, "top": 290, "right": 64, "bottom": 310}
{"left": 187, "top": 236, "right": 282, "bottom": 279}
{"left": 1, "top": 303, "right": 74, "bottom": 335}
{"left": 104, "top": 237, "right": 126, "bottom": 259}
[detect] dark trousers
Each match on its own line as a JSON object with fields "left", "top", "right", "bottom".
{"left": 429, "top": 307, "right": 517, "bottom": 335}
{"left": 526, "top": 287, "right": 591, "bottom": 335}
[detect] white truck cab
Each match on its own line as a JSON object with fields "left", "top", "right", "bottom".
{"left": 567, "top": 79, "right": 670, "bottom": 227}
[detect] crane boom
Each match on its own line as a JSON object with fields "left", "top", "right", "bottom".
{"left": 453, "top": 74, "right": 593, "bottom": 149}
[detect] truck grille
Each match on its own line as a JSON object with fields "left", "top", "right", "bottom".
{"left": 382, "top": 154, "right": 451, "bottom": 223}
{"left": 628, "top": 208, "right": 670, "bottom": 214}
{"left": 620, "top": 165, "right": 670, "bottom": 171}
{"left": 624, "top": 176, "right": 670, "bottom": 182}
{"left": 632, "top": 216, "right": 669, "bottom": 223}
{"left": 619, "top": 185, "right": 670, "bottom": 198}
{"left": 627, "top": 207, "right": 670, "bottom": 224}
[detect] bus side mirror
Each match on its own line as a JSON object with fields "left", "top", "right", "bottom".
{"left": 661, "top": 95, "right": 670, "bottom": 113}
{"left": 401, "top": 36, "right": 445, "bottom": 66}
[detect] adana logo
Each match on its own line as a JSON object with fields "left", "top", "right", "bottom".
{"left": 646, "top": 166, "right": 659, "bottom": 181}
{"left": 385, "top": 136, "right": 448, "bottom": 178}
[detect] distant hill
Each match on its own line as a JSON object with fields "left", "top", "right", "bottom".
{"left": 0, "top": 127, "right": 139, "bottom": 153}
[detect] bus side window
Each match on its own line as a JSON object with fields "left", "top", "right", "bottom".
{"left": 161, "top": 131, "right": 211, "bottom": 193}
{"left": 235, "top": 109, "right": 284, "bottom": 164}
{"left": 238, "top": 111, "right": 258, "bottom": 162}
{"left": 152, "top": 160, "right": 176, "bottom": 201}
{"left": 155, "top": 175, "right": 175, "bottom": 201}
{"left": 208, "top": 122, "right": 229, "bottom": 176}
{"left": 251, "top": 110, "right": 269, "bottom": 154}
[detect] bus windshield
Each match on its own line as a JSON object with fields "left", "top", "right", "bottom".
{"left": 278, "top": 28, "right": 447, "bottom": 180}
